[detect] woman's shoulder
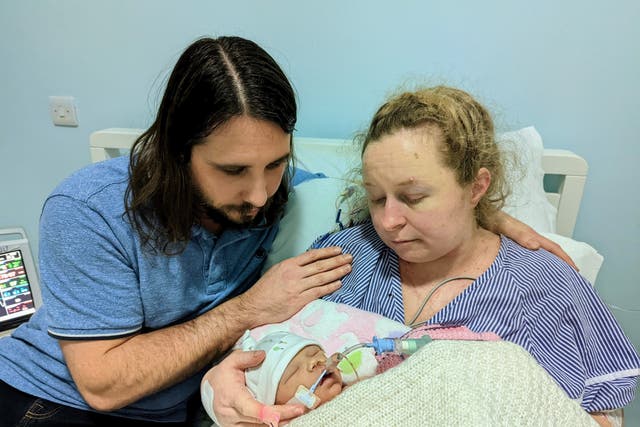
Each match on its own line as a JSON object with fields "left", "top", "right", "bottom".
{"left": 311, "top": 220, "right": 386, "bottom": 253}
{"left": 500, "top": 236, "right": 570, "bottom": 267}
{"left": 497, "top": 235, "right": 590, "bottom": 290}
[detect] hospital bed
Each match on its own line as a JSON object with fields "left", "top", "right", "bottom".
{"left": 91, "top": 126, "right": 616, "bottom": 425}
{"left": 90, "top": 126, "right": 624, "bottom": 424}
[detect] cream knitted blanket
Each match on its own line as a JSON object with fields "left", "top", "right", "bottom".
{"left": 289, "top": 340, "right": 597, "bottom": 426}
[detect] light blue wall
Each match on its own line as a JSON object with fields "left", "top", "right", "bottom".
{"left": 1, "top": 0, "right": 638, "bottom": 420}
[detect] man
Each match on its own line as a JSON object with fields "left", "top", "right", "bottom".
{"left": 0, "top": 36, "right": 570, "bottom": 426}
{"left": 0, "top": 36, "right": 351, "bottom": 426}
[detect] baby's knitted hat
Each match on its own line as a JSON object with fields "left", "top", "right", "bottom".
{"left": 241, "top": 331, "right": 320, "bottom": 405}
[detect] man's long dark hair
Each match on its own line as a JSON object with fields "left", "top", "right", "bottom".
{"left": 125, "top": 36, "right": 297, "bottom": 254}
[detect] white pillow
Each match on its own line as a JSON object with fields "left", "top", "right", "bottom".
{"left": 498, "top": 127, "right": 557, "bottom": 233}
{"left": 540, "top": 232, "right": 604, "bottom": 285}
{"left": 292, "top": 137, "right": 358, "bottom": 179}
{"left": 263, "top": 177, "right": 349, "bottom": 272}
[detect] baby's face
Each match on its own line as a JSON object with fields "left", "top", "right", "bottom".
{"left": 275, "top": 345, "right": 343, "bottom": 405}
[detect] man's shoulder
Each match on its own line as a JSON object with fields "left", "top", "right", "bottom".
{"left": 48, "top": 156, "right": 130, "bottom": 205}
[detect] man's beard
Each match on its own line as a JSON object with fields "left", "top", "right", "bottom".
{"left": 193, "top": 185, "right": 271, "bottom": 230}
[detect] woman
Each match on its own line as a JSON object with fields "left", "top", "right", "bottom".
{"left": 203, "top": 86, "right": 639, "bottom": 426}
{"left": 311, "top": 86, "right": 639, "bottom": 425}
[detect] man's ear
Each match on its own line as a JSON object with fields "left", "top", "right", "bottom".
{"left": 470, "top": 167, "right": 491, "bottom": 206}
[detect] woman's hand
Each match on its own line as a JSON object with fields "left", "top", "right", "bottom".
{"left": 201, "top": 350, "right": 306, "bottom": 426}
{"left": 238, "top": 247, "right": 352, "bottom": 327}
{"left": 492, "top": 211, "right": 578, "bottom": 270}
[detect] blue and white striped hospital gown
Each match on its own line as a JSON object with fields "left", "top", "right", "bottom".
{"left": 312, "top": 221, "right": 640, "bottom": 412}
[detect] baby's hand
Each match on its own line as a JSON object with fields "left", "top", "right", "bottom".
{"left": 257, "top": 405, "right": 281, "bottom": 426}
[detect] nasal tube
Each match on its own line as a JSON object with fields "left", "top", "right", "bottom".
{"left": 367, "top": 335, "right": 431, "bottom": 356}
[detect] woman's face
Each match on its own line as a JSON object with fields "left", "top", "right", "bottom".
{"left": 275, "top": 345, "right": 343, "bottom": 406}
{"left": 363, "top": 127, "right": 478, "bottom": 264}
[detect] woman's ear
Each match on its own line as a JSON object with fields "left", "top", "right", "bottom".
{"left": 470, "top": 167, "right": 491, "bottom": 206}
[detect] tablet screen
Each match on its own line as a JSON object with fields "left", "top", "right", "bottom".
{"left": 0, "top": 249, "right": 37, "bottom": 331}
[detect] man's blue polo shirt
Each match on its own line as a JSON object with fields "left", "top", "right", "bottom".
{"left": 0, "top": 156, "right": 283, "bottom": 422}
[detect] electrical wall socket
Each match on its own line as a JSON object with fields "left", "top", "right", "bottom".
{"left": 49, "top": 96, "right": 79, "bottom": 127}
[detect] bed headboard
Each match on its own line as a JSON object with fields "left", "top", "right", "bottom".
{"left": 89, "top": 128, "right": 587, "bottom": 238}
{"left": 539, "top": 149, "right": 587, "bottom": 237}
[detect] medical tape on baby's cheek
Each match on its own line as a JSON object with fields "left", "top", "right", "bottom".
{"left": 287, "top": 385, "right": 320, "bottom": 409}
{"left": 200, "top": 379, "right": 220, "bottom": 425}
{"left": 289, "top": 368, "right": 327, "bottom": 409}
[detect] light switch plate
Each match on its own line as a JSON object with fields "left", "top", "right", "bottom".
{"left": 49, "top": 96, "right": 79, "bottom": 127}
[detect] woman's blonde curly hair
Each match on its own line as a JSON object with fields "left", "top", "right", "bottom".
{"left": 347, "top": 85, "right": 509, "bottom": 229}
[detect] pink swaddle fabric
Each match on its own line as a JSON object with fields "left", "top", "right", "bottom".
{"left": 244, "top": 300, "right": 501, "bottom": 381}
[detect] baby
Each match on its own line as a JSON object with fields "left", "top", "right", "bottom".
{"left": 242, "top": 331, "right": 344, "bottom": 408}
{"left": 200, "top": 300, "right": 500, "bottom": 426}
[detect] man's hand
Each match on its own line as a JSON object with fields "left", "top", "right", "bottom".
{"left": 239, "top": 247, "right": 352, "bottom": 327}
{"left": 201, "top": 350, "right": 306, "bottom": 426}
{"left": 493, "top": 211, "right": 578, "bottom": 270}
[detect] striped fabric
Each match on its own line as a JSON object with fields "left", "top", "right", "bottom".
{"left": 312, "top": 221, "right": 640, "bottom": 412}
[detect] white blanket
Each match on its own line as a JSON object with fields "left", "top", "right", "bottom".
{"left": 289, "top": 340, "right": 597, "bottom": 426}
